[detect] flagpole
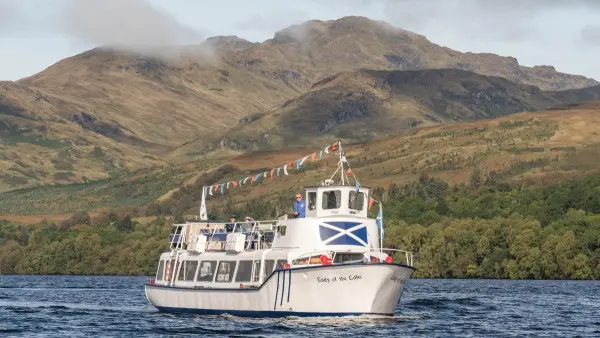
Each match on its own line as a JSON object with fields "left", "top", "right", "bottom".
{"left": 337, "top": 140, "right": 345, "bottom": 185}
{"left": 378, "top": 202, "right": 384, "bottom": 253}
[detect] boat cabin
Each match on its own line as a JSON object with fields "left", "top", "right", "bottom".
{"left": 151, "top": 183, "right": 409, "bottom": 289}
{"left": 304, "top": 184, "right": 368, "bottom": 218}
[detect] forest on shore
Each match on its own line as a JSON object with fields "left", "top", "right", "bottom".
{"left": 1, "top": 168, "right": 599, "bottom": 279}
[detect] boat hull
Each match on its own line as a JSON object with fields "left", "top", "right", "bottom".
{"left": 144, "top": 263, "right": 414, "bottom": 317}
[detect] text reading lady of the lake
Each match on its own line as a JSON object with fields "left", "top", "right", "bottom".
{"left": 316, "top": 275, "right": 362, "bottom": 283}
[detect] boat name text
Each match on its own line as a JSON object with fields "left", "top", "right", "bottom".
{"left": 390, "top": 274, "right": 406, "bottom": 284}
{"left": 316, "top": 274, "right": 363, "bottom": 283}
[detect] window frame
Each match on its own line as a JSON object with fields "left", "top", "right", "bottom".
{"left": 235, "top": 260, "right": 254, "bottom": 282}
{"left": 348, "top": 190, "right": 365, "bottom": 211}
{"left": 322, "top": 190, "right": 341, "bottom": 210}
{"left": 216, "top": 261, "right": 237, "bottom": 283}
{"left": 155, "top": 260, "right": 165, "bottom": 281}
{"left": 197, "top": 260, "right": 217, "bottom": 282}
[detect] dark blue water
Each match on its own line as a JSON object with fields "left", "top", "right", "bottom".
{"left": 0, "top": 276, "right": 598, "bottom": 337}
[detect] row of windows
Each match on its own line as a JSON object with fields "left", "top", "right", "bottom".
{"left": 156, "top": 259, "right": 287, "bottom": 283}
{"left": 306, "top": 190, "right": 365, "bottom": 211}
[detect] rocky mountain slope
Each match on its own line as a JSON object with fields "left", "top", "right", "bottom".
{"left": 1, "top": 16, "right": 598, "bottom": 191}
{"left": 185, "top": 69, "right": 600, "bottom": 153}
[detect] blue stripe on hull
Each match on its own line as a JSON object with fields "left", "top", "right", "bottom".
{"left": 154, "top": 306, "right": 394, "bottom": 318}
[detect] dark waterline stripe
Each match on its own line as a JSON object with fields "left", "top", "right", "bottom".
{"left": 155, "top": 306, "right": 394, "bottom": 318}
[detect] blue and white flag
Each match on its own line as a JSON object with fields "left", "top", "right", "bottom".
{"left": 376, "top": 203, "right": 384, "bottom": 240}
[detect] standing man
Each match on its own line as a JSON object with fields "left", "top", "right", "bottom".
{"left": 293, "top": 193, "right": 306, "bottom": 218}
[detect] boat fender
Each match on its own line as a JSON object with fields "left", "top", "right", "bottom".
{"left": 384, "top": 256, "right": 393, "bottom": 263}
{"left": 282, "top": 263, "right": 291, "bottom": 269}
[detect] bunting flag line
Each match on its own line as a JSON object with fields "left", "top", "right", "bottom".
{"left": 202, "top": 141, "right": 343, "bottom": 198}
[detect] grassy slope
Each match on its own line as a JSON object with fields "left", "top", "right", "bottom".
{"left": 1, "top": 16, "right": 598, "bottom": 192}
{"left": 2, "top": 101, "right": 600, "bottom": 221}
{"left": 188, "top": 69, "right": 600, "bottom": 153}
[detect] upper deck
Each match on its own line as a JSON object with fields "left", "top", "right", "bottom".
{"left": 168, "top": 185, "right": 377, "bottom": 254}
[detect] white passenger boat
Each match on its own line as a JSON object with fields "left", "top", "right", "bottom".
{"left": 144, "top": 142, "right": 415, "bottom": 317}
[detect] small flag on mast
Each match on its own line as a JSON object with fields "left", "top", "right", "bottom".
{"left": 376, "top": 202, "right": 384, "bottom": 240}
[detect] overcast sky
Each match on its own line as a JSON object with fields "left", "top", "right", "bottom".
{"left": 1, "top": 0, "right": 599, "bottom": 81}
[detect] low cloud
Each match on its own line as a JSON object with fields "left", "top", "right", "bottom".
{"left": 581, "top": 25, "right": 600, "bottom": 45}
{"left": 375, "top": 0, "right": 599, "bottom": 43}
{"left": 60, "top": 0, "right": 210, "bottom": 60}
{"left": 0, "top": 0, "right": 20, "bottom": 34}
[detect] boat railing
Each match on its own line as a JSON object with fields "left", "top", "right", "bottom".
{"left": 169, "top": 220, "right": 283, "bottom": 252}
{"left": 290, "top": 248, "right": 414, "bottom": 267}
{"left": 290, "top": 249, "right": 335, "bottom": 266}
{"left": 370, "top": 248, "right": 414, "bottom": 267}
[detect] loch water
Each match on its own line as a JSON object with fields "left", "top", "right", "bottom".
{"left": 0, "top": 275, "right": 598, "bottom": 337}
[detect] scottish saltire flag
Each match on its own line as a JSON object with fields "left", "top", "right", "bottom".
{"left": 319, "top": 222, "right": 368, "bottom": 246}
{"left": 376, "top": 203, "right": 384, "bottom": 240}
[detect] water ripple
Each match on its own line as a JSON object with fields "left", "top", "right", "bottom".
{"left": 0, "top": 276, "right": 598, "bottom": 337}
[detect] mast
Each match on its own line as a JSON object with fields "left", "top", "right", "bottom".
{"left": 337, "top": 140, "right": 345, "bottom": 185}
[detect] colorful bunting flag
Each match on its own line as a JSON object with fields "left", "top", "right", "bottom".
{"left": 202, "top": 141, "right": 346, "bottom": 198}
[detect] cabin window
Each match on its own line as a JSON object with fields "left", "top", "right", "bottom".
{"left": 252, "top": 261, "right": 261, "bottom": 282}
{"left": 156, "top": 261, "right": 164, "bottom": 281}
{"left": 322, "top": 190, "right": 341, "bottom": 209}
{"left": 235, "top": 261, "right": 253, "bottom": 282}
{"left": 307, "top": 192, "right": 317, "bottom": 211}
{"left": 263, "top": 260, "right": 275, "bottom": 279}
{"left": 293, "top": 255, "right": 324, "bottom": 265}
{"left": 333, "top": 253, "right": 364, "bottom": 264}
{"left": 177, "top": 260, "right": 198, "bottom": 281}
{"left": 197, "top": 260, "right": 216, "bottom": 282}
{"left": 185, "top": 261, "right": 198, "bottom": 281}
{"left": 348, "top": 191, "right": 365, "bottom": 211}
{"left": 276, "top": 259, "right": 288, "bottom": 269}
{"left": 216, "top": 261, "right": 237, "bottom": 282}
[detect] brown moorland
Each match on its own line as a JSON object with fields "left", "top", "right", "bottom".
{"left": 1, "top": 16, "right": 598, "bottom": 192}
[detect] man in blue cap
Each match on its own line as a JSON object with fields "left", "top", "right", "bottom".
{"left": 293, "top": 193, "right": 306, "bottom": 218}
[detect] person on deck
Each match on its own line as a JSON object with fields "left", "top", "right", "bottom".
{"left": 293, "top": 193, "right": 306, "bottom": 218}
{"left": 225, "top": 214, "right": 236, "bottom": 232}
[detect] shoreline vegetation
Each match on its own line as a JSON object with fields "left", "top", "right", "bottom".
{"left": 1, "top": 169, "right": 600, "bottom": 280}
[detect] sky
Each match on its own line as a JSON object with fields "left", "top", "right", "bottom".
{"left": 1, "top": 0, "right": 600, "bottom": 81}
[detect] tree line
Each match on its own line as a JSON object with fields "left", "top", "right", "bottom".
{"left": 1, "top": 169, "right": 599, "bottom": 279}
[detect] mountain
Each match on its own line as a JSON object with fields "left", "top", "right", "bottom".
{"left": 1, "top": 15, "right": 599, "bottom": 192}
{"left": 182, "top": 69, "right": 600, "bottom": 153}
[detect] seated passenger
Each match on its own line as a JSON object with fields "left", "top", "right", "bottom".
{"left": 293, "top": 193, "right": 306, "bottom": 218}
{"left": 225, "top": 214, "right": 236, "bottom": 232}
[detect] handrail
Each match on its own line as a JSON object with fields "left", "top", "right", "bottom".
{"left": 171, "top": 220, "right": 282, "bottom": 253}
{"left": 370, "top": 248, "right": 414, "bottom": 267}
{"left": 289, "top": 248, "right": 414, "bottom": 267}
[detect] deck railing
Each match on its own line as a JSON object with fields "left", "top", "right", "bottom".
{"left": 169, "top": 220, "right": 283, "bottom": 252}
{"left": 371, "top": 248, "right": 414, "bottom": 267}
{"left": 289, "top": 247, "right": 414, "bottom": 267}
